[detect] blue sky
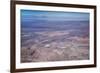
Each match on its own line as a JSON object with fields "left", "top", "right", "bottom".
{"left": 21, "top": 9, "right": 89, "bottom": 22}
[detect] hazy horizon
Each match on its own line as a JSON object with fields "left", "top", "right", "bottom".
{"left": 21, "top": 10, "right": 89, "bottom": 22}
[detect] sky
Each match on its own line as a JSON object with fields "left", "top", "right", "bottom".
{"left": 21, "top": 9, "right": 90, "bottom": 22}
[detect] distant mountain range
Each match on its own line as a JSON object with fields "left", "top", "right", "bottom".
{"left": 21, "top": 21, "right": 89, "bottom": 32}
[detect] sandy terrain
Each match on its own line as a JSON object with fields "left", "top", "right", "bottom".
{"left": 21, "top": 31, "right": 89, "bottom": 63}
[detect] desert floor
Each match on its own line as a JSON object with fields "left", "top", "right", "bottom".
{"left": 21, "top": 30, "right": 89, "bottom": 63}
